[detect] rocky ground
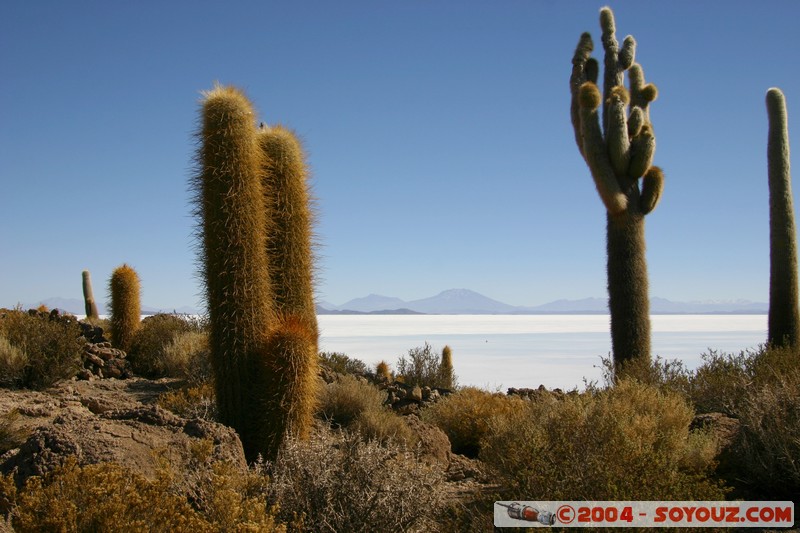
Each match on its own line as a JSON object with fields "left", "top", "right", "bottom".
{"left": 0, "top": 376, "right": 494, "bottom": 514}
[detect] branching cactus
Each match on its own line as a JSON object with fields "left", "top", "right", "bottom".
{"left": 570, "top": 7, "right": 664, "bottom": 373}
{"left": 108, "top": 264, "right": 141, "bottom": 351}
{"left": 192, "top": 85, "right": 274, "bottom": 461}
{"left": 766, "top": 88, "right": 799, "bottom": 348}
{"left": 82, "top": 270, "right": 100, "bottom": 320}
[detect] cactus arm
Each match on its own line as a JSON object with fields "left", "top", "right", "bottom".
{"left": 571, "top": 32, "right": 595, "bottom": 156}
{"left": 627, "top": 124, "right": 656, "bottom": 180}
{"left": 639, "top": 166, "right": 664, "bottom": 214}
{"left": 627, "top": 107, "right": 644, "bottom": 138}
{"left": 607, "top": 86, "right": 631, "bottom": 177}
{"left": 629, "top": 64, "right": 658, "bottom": 120}
{"left": 599, "top": 7, "right": 636, "bottom": 134}
{"left": 579, "top": 83, "right": 628, "bottom": 215}
{"left": 618, "top": 35, "right": 636, "bottom": 70}
{"left": 599, "top": 7, "right": 622, "bottom": 102}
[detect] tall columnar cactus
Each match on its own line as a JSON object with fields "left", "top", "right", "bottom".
{"left": 570, "top": 7, "right": 664, "bottom": 374}
{"left": 257, "top": 125, "right": 319, "bottom": 340}
{"left": 108, "top": 264, "right": 141, "bottom": 351}
{"left": 766, "top": 88, "right": 800, "bottom": 348}
{"left": 82, "top": 270, "right": 100, "bottom": 320}
{"left": 192, "top": 85, "right": 274, "bottom": 461}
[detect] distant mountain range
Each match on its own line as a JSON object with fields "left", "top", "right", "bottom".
{"left": 318, "top": 289, "right": 768, "bottom": 315}
{"left": 19, "top": 289, "right": 768, "bottom": 316}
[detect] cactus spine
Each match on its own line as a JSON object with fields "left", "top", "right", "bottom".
{"left": 82, "top": 270, "right": 100, "bottom": 320}
{"left": 108, "top": 264, "right": 141, "bottom": 351}
{"left": 570, "top": 7, "right": 664, "bottom": 375}
{"left": 766, "top": 88, "right": 800, "bottom": 348}
{"left": 193, "top": 85, "right": 273, "bottom": 461}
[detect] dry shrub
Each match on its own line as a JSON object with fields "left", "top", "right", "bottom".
{"left": 0, "top": 454, "right": 285, "bottom": 532}
{"left": 421, "top": 387, "right": 523, "bottom": 457}
{"left": 162, "top": 330, "right": 212, "bottom": 382}
{"left": 318, "top": 374, "right": 385, "bottom": 427}
{"left": 128, "top": 314, "right": 201, "bottom": 378}
{"left": 0, "top": 410, "right": 28, "bottom": 456}
{"left": 710, "top": 345, "right": 800, "bottom": 499}
{"left": 0, "top": 336, "right": 26, "bottom": 387}
{"left": 166, "top": 439, "right": 285, "bottom": 532}
{"left": 5, "top": 458, "right": 207, "bottom": 531}
{"left": 0, "top": 309, "right": 83, "bottom": 389}
{"left": 481, "top": 380, "right": 726, "bottom": 500}
{"left": 318, "top": 351, "right": 368, "bottom": 376}
{"left": 353, "top": 406, "right": 416, "bottom": 446}
{"left": 734, "top": 372, "right": 800, "bottom": 499}
{"left": 269, "top": 426, "right": 444, "bottom": 533}
{"left": 157, "top": 382, "right": 218, "bottom": 421}
{"left": 318, "top": 374, "right": 414, "bottom": 445}
{"left": 688, "top": 349, "right": 753, "bottom": 415}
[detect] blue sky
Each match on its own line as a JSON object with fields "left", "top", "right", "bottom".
{"left": 1, "top": 0, "right": 799, "bottom": 311}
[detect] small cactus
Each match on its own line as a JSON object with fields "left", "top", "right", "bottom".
{"left": 376, "top": 360, "right": 392, "bottom": 382}
{"left": 766, "top": 88, "right": 800, "bottom": 347}
{"left": 82, "top": 270, "right": 100, "bottom": 320}
{"left": 108, "top": 264, "right": 141, "bottom": 351}
{"left": 438, "top": 345, "right": 456, "bottom": 389}
{"left": 570, "top": 7, "right": 663, "bottom": 375}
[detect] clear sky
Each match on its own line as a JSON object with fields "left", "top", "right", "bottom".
{"left": 2, "top": 0, "right": 799, "bottom": 311}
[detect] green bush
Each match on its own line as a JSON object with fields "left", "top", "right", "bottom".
{"left": 128, "top": 314, "right": 200, "bottom": 378}
{"left": 0, "top": 309, "right": 83, "bottom": 389}
{"left": 269, "top": 427, "right": 444, "bottom": 533}
{"left": 480, "top": 380, "right": 727, "bottom": 500}
{"left": 421, "top": 387, "right": 523, "bottom": 458}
